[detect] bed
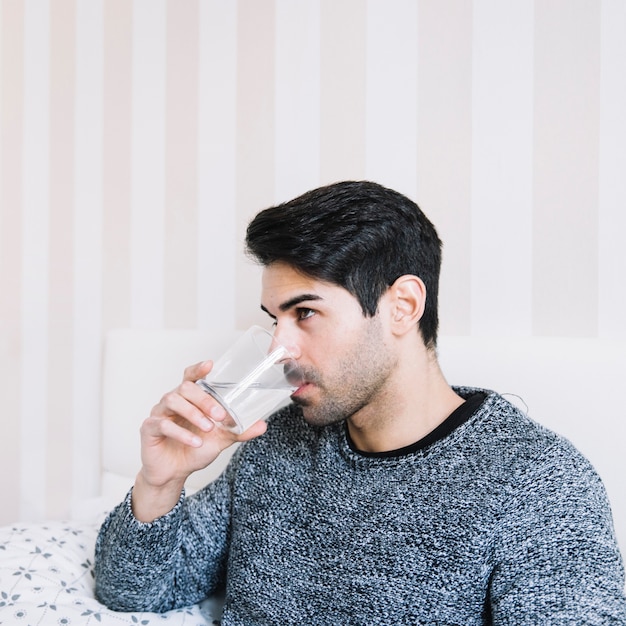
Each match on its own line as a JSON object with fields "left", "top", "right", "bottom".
{"left": 1, "top": 330, "right": 624, "bottom": 624}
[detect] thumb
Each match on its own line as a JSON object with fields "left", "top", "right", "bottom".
{"left": 235, "top": 419, "right": 268, "bottom": 443}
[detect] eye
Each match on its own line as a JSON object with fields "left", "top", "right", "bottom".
{"left": 296, "top": 308, "right": 316, "bottom": 321}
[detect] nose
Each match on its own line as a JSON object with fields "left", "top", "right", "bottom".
{"left": 271, "top": 326, "right": 301, "bottom": 360}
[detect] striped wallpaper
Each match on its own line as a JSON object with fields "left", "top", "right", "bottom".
{"left": 1, "top": 0, "right": 625, "bottom": 524}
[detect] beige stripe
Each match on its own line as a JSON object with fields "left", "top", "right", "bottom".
{"left": 235, "top": 0, "right": 276, "bottom": 329}
{"left": 319, "top": 0, "right": 366, "bottom": 184}
{"left": 102, "top": 0, "right": 132, "bottom": 331}
{"left": 46, "top": 0, "right": 76, "bottom": 519}
{"left": 21, "top": 0, "right": 50, "bottom": 522}
{"left": 416, "top": 0, "right": 473, "bottom": 336}
{"left": 164, "top": 0, "right": 198, "bottom": 328}
{"left": 532, "top": 1, "right": 600, "bottom": 336}
{"left": 0, "top": 0, "right": 24, "bottom": 525}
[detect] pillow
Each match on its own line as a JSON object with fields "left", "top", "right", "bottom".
{"left": 0, "top": 520, "right": 222, "bottom": 625}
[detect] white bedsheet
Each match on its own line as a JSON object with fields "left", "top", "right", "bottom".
{"left": 0, "top": 517, "right": 223, "bottom": 625}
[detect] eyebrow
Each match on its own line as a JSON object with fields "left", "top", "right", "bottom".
{"left": 261, "top": 293, "right": 323, "bottom": 317}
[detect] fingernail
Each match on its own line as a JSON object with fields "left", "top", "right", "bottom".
{"left": 210, "top": 405, "right": 226, "bottom": 419}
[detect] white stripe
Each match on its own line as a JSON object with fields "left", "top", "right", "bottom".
{"left": 365, "top": 0, "right": 418, "bottom": 198}
{"left": 274, "top": 0, "right": 321, "bottom": 203}
{"left": 599, "top": 0, "right": 626, "bottom": 338}
{"left": 197, "top": 0, "right": 238, "bottom": 333}
{"left": 73, "top": 0, "right": 104, "bottom": 504}
{"left": 20, "top": 0, "right": 50, "bottom": 521}
{"left": 0, "top": 4, "right": 2, "bottom": 180}
{"left": 130, "top": 0, "right": 166, "bottom": 328}
{"left": 470, "top": 0, "right": 534, "bottom": 336}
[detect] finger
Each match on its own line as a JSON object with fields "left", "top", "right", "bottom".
{"left": 141, "top": 414, "right": 203, "bottom": 448}
{"left": 159, "top": 417, "right": 204, "bottom": 448}
{"left": 177, "top": 380, "right": 227, "bottom": 422}
{"left": 182, "top": 360, "right": 213, "bottom": 383}
{"left": 156, "top": 386, "right": 218, "bottom": 433}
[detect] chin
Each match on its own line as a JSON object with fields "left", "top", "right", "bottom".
{"left": 299, "top": 405, "right": 347, "bottom": 429}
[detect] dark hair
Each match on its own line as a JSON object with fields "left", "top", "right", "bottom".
{"left": 245, "top": 181, "right": 442, "bottom": 348}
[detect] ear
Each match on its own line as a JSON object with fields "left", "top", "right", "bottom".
{"left": 386, "top": 275, "right": 426, "bottom": 336}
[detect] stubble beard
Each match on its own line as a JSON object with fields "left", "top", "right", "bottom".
{"left": 292, "top": 318, "right": 397, "bottom": 428}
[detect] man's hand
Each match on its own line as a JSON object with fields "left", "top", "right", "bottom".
{"left": 131, "top": 360, "right": 267, "bottom": 522}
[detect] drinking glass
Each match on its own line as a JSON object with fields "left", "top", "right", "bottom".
{"left": 196, "top": 325, "right": 299, "bottom": 434}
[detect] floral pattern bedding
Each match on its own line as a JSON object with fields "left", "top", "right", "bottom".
{"left": 0, "top": 520, "right": 222, "bottom": 625}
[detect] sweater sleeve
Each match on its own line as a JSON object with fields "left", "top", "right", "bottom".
{"left": 94, "top": 468, "right": 233, "bottom": 613}
{"left": 489, "top": 439, "right": 626, "bottom": 624}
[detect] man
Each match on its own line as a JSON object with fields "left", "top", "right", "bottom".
{"left": 95, "top": 181, "right": 626, "bottom": 624}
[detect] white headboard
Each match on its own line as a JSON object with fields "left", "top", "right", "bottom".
{"left": 437, "top": 335, "right": 625, "bottom": 557}
{"left": 100, "top": 329, "right": 243, "bottom": 504}
{"left": 100, "top": 330, "right": 626, "bottom": 557}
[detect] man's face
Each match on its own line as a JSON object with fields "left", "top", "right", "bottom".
{"left": 261, "top": 262, "right": 397, "bottom": 427}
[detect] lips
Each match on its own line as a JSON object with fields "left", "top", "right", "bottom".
{"left": 284, "top": 362, "right": 318, "bottom": 400}
{"left": 292, "top": 381, "right": 311, "bottom": 396}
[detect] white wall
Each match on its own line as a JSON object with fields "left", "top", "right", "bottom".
{"left": 0, "top": 0, "right": 624, "bottom": 524}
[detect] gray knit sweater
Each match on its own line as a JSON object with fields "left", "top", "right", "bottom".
{"left": 95, "top": 388, "right": 626, "bottom": 624}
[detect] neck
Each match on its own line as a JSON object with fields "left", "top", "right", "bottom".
{"left": 346, "top": 344, "right": 463, "bottom": 454}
